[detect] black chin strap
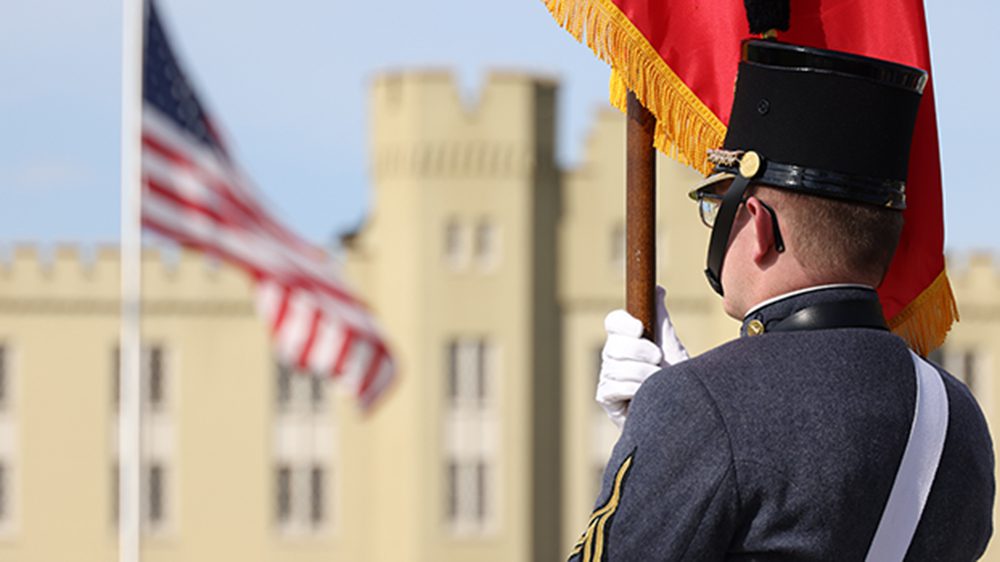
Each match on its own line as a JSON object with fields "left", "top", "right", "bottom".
{"left": 704, "top": 175, "right": 752, "bottom": 296}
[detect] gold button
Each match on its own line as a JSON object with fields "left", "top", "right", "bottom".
{"left": 747, "top": 319, "right": 765, "bottom": 336}
{"left": 740, "top": 151, "right": 761, "bottom": 178}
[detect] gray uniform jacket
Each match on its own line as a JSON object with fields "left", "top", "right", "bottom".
{"left": 570, "top": 287, "right": 994, "bottom": 561}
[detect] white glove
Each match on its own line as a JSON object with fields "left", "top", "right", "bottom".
{"left": 597, "top": 286, "right": 689, "bottom": 427}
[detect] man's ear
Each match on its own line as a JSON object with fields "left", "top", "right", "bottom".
{"left": 745, "top": 197, "right": 776, "bottom": 264}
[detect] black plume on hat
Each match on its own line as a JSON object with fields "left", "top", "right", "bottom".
{"left": 743, "top": 0, "right": 790, "bottom": 34}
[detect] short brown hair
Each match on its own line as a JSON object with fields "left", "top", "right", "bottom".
{"left": 756, "top": 186, "right": 904, "bottom": 283}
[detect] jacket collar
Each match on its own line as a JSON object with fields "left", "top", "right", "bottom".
{"left": 740, "top": 284, "right": 879, "bottom": 338}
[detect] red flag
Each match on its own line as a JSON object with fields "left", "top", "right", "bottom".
{"left": 544, "top": 0, "right": 956, "bottom": 354}
{"left": 140, "top": 1, "right": 395, "bottom": 409}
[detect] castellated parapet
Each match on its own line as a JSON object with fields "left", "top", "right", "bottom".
{"left": 350, "top": 68, "right": 563, "bottom": 312}
{"left": 0, "top": 244, "right": 254, "bottom": 317}
{"left": 948, "top": 252, "right": 1000, "bottom": 322}
{"left": 369, "top": 70, "right": 558, "bottom": 182}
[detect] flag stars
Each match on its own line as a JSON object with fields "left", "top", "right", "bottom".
{"left": 142, "top": 3, "right": 219, "bottom": 151}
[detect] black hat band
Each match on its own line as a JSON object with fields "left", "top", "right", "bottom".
{"left": 712, "top": 159, "right": 906, "bottom": 209}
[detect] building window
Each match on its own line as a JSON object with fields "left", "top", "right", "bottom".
{"left": 0, "top": 346, "right": 13, "bottom": 534}
{"left": 928, "top": 347, "right": 981, "bottom": 394}
{"left": 0, "top": 463, "right": 14, "bottom": 534}
{"left": 475, "top": 461, "right": 488, "bottom": 520}
{"left": 310, "top": 376, "right": 325, "bottom": 410}
{"left": 446, "top": 461, "right": 459, "bottom": 521}
{"left": 310, "top": 466, "right": 325, "bottom": 525}
{"left": 962, "top": 350, "right": 977, "bottom": 392}
{"left": 0, "top": 463, "right": 6, "bottom": 523}
{"left": 276, "top": 464, "right": 292, "bottom": 524}
{"left": 275, "top": 366, "right": 336, "bottom": 411}
{"left": 0, "top": 345, "right": 7, "bottom": 410}
{"left": 443, "top": 337, "right": 498, "bottom": 534}
{"left": 109, "top": 344, "right": 175, "bottom": 535}
{"left": 445, "top": 460, "right": 492, "bottom": 529}
{"left": 447, "top": 342, "right": 460, "bottom": 403}
{"left": 475, "top": 341, "right": 488, "bottom": 404}
{"left": 474, "top": 221, "right": 500, "bottom": 269}
{"left": 446, "top": 339, "right": 491, "bottom": 407}
{"left": 276, "top": 365, "right": 293, "bottom": 410}
{"left": 110, "top": 342, "right": 174, "bottom": 535}
{"left": 611, "top": 223, "right": 625, "bottom": 272}
{"left": 273, "top": 365, "right": 336, "bottom": 535}
{"left": 111, "top": 344, "right": 168, "bottom": 410}
{"left": 275, "top": 464, "right": 330, "bottom": 531}
{"left": 148, "top": 463, "right": 165, "bottom": 526}
{"left": 444, "top": 219, "right": 465, "bottom": 268}
{"left": 113, "top": 462, "right": 168, "bottom": 530}
{"left": 147, "top": 347, "right": 165, "bottom": 410}
{"left": 0, "top": 460, "right": 18, "bottom": 534}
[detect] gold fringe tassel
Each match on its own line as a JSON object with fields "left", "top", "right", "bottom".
{"left": 542, "top": 0, "right": 726, "bottom": 174}
{"left": 888, "top": 269, "right": 959, "bottom": 356}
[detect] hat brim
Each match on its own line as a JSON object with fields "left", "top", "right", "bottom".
{"left": 687, "top": 172, "right": 736, "bottom": 201}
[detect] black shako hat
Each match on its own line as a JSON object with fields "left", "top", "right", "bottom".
{"left": 693, "top": 39, "right": 928, "bottom": 296}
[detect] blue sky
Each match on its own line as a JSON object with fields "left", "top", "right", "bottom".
{"left": 1, "top": 0, "right": 997, "bottom": 251}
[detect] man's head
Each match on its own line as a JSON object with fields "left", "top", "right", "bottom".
{"left": 692, "top": 40, "right": 926, "bottom": 317}
{"left": 707, "top": 183, "right": 904, "bottom": 318}
{"left": 766, "top": 187, "right": 904, "bottom": 283}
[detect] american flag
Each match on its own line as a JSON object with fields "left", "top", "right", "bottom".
{"left": 140, "top": 1, "right": 394, "bottom": 409}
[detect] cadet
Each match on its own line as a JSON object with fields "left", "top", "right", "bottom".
{"left": 571, "top": 39, "right": 995, "bottom": 561}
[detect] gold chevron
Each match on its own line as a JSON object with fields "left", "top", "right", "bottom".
{"left": 568, "top": 451, "right": 635, "bottom": 561}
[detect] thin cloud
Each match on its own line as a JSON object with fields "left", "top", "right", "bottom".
{"left": 2, "top": 159, "right": 98, "bottom": 194}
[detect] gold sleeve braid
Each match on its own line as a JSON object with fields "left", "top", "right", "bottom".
{"left": 568, "top": 451, "right": 635, "bottom": 561}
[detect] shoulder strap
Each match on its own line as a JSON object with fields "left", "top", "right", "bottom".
{"left": 865, "top": 351, "right": 949, "bottom": 561}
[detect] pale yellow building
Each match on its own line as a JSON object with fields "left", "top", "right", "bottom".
{"left": 0, "top": 70, "right": 997, "bottom": 561}
{"left": 0, "top": 245, "right": 375, "bottom": 562}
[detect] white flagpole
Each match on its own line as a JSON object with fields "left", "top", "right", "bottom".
{"left": 119, "top": 0, "right": 144, "bottom": 561}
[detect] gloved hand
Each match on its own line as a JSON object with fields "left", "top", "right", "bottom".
{"left": 597, "top": 286, "right": 689, "bottom": 428}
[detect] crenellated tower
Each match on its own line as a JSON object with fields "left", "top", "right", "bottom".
{"left": 345, "top": 70, "right": 562, "bottom": 562}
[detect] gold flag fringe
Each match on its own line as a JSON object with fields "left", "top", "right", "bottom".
{"left": 541, "top": 0, "right": 958, "bottom": 355}
{"left": 888, "top": 269, "right": 959, "bottom": 357}
{"left": 542, "top": 0, "right": 726, "bottom": 174}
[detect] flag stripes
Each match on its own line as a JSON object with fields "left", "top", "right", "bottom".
{"left": 140, "top": 1, "right": 394, "bottom": 409}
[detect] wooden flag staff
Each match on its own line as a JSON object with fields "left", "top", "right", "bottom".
{"left": 625, "top": 91, "right": 657, "bottom": 340}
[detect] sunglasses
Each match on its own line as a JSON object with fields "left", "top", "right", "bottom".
{"left": 696, "top": 192, "right": 786, "bottom": 253}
